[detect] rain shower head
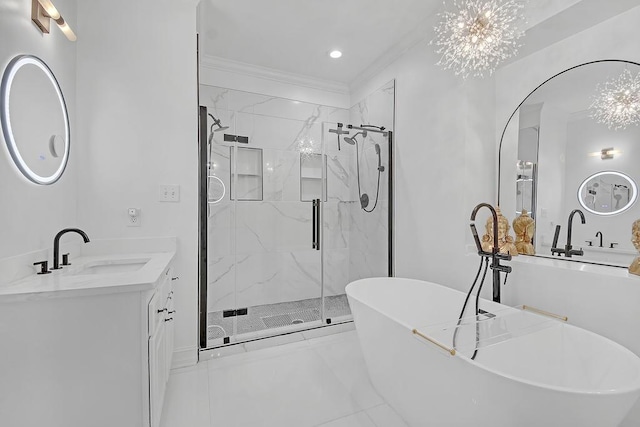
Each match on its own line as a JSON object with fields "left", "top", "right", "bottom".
{"left": 208, "top": 113, "right": 229, "bottom": 133}
{"left": 343, "top": 131, "right": 367, "bottom": 145}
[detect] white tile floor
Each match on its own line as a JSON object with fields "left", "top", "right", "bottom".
{"left": 160, "top": 330, "right": 408, "bottom": 427}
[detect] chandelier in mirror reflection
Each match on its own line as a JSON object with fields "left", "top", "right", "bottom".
{"left": 590, "top": 69, "right": 640, "bottom": 130}
{"left": 433, "top": 0, "right": 525, "bottom": 78}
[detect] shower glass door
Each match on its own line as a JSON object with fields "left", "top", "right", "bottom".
{"left": 202, "top": 87, "right": 327, "bottom": 347}
{"left": 232, "top": 107, "right": 324, "bottom": 342}
{"left": 200, "top": 81, "right": 394, "bottom": 349}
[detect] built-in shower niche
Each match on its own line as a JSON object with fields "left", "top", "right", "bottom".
{"left": 300, "top": 153, "right": 327, "bottom": 201}
{"left": 231, "top": 147, "right": 263, "bottom": 201}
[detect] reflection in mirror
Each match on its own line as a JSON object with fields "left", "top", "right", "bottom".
{"left": 0, "top": 55, "right": 70, "bottom": 185}
{"left": 499, "top": 60, "right": 640, "bottom": 268}
{"left": 578, "top": 171, "right": 638, "bottom": 216}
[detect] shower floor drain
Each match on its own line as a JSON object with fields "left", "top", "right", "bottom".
{"left": 261, "top": 309, "right": 320, "bottom": 328}
{"left": 207, "top": 325, "right": 227, "bottom": 340}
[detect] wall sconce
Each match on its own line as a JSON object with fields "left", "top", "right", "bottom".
{"left": 590, "top": 147, "right": 621, "bottom": 160}
{"left": 31, "top": 0, "right": 76, "bottom": 42}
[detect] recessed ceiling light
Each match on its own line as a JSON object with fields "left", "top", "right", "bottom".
{"left": 329, "top": 50, "right": 342, "bottom": 59}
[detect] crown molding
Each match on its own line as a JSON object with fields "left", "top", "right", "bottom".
{"left": 349, "top": 15, "right": 434, "bottom": 94}
{"left": 200, "top": 54, "right": 349, "bottom": 96}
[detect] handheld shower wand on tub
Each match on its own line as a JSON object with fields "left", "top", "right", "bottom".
{"left": 452, "top": 204, "right": 513, "bottom": 359}
{"left": 469, "top": 203, "right": 512, "bottom": 303}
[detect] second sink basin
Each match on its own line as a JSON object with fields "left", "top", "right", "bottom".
{"left": 75, "top": 258, "right": 151, "bottom": 275}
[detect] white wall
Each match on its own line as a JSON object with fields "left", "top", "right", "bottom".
{"left": 76, "top": 0, "right": 200, "bottom": 364}
{"left": 0, "top": 0, "right": 78, "bottom": 260}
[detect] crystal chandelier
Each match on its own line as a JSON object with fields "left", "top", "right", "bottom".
{"left": 433, "top": 0, "right": 525, "bottom": 78}
{"left": 590, "top": 69, "right": 640, "bottom": 131}
{"left": 297, "top": 135, "right": 318, "bottom": 160}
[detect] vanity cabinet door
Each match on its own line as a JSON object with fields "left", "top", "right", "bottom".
{"left": 165, "top": 290, "right": 175, "bottom": 381}
{"left": 149, "top": 316, "right": 167, "bottom": 427}
{"left": 147, "top": 267, "right": 174, "bottom": 427}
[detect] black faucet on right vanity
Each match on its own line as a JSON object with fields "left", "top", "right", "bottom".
{"left": 551, "top": 209, "right": 586, "bottom": 258}
{"left": 551, "top": 209, "right": 587, "bottom": 258}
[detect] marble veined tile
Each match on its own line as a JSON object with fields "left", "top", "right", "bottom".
{"left": 199, "top": 85, "right": 229, "bottom": 112}
{"left": 326, "top": 154, "right": 353, "bottom": 202}
{"left": 317, "top": 412, "right": 376, "bottom": 427}
{"left": 262, "top": 149, "right": 300, "bottom": 202}
{"left": 322, "top": 202, "right": 350, "bottom": 249}
{"left": 227, "top": 90, "right": 269, "bottom": 114}
{"left": 365, "top": 404, "right": 409, "bottom": 427}
{"left": 251, "top": 97, "right": 328, "bottom": 123}
{"left": 327, "top": 108, "right": 350, "bottom": 126}
{"left": 249, "top": 114, "right": 323, "bottom": 151}
{"left": 160, "top": 363, "right": 211, "bottom": 427}
{"left": 350, "top": 80, "right": 395, "bottom": 132}
{"left": 310, "top": 333, "right": 384, "bottom": 410}
{"left": 234, "top": 250, "right": 322, "bottom": 308}
{"left": 207, "top": 347, "right": 364, "bottom": 427}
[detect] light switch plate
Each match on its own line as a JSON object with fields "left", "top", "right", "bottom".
{"left": 159, "top": 185, "right": 180, "bottom": 202}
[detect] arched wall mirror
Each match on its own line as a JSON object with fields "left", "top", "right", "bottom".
{"left": 498, "top": 60, "right": 640, "bottom": 268}
{"left": 0, "top": 55, "right": 70, "bottom": 185}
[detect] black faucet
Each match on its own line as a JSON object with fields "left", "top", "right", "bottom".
{"left": 470, "top": 203, "right": 512, "bottom": 303}
{"left": 52, "top": 228, "right": 90, "bottom": 270}
{"left": 596, "top": 231, "right": 603, "bottom": 248}
{"left": 565, "top": 209, "right": 586, "bottom": 258}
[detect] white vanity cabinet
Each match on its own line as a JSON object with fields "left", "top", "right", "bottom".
{"left": 148, "top": 267, "right": 175, "bottom": 427}
{"left": 0, "top": 251, "right": 176, "bottom": 427}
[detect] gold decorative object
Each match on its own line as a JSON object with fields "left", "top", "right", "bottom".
{"left": 630, "top": 219, "right": 640, "bottom": 276}
{"left": 481, "top": 206, "right": 518, "bottom": 256}
{"left": 513, "top": 210, "right": 535, "bottom": 255}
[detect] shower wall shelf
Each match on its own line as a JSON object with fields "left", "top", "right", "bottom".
{"left": 231, "top": 147, "right": 263, "bottom": 201}
{"left": 300, "top": 153, "right": 326, "bottom": 202}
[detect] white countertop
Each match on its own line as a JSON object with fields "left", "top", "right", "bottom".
{"left": 0, "top": 239, "right": 176, "bottom": 302}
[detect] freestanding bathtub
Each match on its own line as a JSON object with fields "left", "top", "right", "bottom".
{"left": 346, "top": 278, "right": 640, "bottom": 427}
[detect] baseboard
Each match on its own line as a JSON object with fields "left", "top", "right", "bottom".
{"left": 171, "top": 346, "right": 198, "bottom": 369}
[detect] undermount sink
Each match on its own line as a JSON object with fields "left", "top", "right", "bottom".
{"left": 75, "top": 258, "right": 151, "bottom": 275}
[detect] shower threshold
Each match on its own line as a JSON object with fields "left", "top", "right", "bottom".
{"left": 206, "top": 294, "right": 351, "bottom": 347}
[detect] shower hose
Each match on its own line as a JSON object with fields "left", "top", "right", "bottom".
{"left": 452, "top": 256, "right": 490, "bottom": 360}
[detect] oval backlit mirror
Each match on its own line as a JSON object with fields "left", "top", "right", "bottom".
{"left": 0, "top": 55, "right": 70, "bottom": 185}
{"left": 578, "top": 171, "right": 638, "bottom": 216}
{"left": 207, "top": 175, "right": 226, "bottom": 204}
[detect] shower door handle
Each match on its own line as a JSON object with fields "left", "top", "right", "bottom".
{"left": 312, "top": 200, "right": 317, "bottom": 249}
{"left": 314, "top": 198, "right": 321, "bottom": 251}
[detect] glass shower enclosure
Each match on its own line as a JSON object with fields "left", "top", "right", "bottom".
{"left": 198, "top": 83, "right": 394, "bottom": 350}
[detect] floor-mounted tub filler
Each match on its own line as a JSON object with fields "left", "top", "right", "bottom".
{"left": 347, "top": 278, "right": 640, "bottom": 427}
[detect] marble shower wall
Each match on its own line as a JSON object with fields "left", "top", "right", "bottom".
{"left": 200, "top": 84, "right": 351, "bottom": 312}
{"left": 347, "top": 80, "right": 395, "bottom": 284}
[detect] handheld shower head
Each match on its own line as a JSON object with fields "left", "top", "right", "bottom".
{"left": 374, "top": 143, "right": 385, "bottom": 172}
{"left": 208, "top": 113, "right": 229, "bottom": 133}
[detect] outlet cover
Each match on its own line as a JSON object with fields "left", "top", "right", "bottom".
{"left": 127, "top": 207, "right": 141, "bottom": 227}
{"left": 159, "top": 184, "right": 180, "bottom": 202}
